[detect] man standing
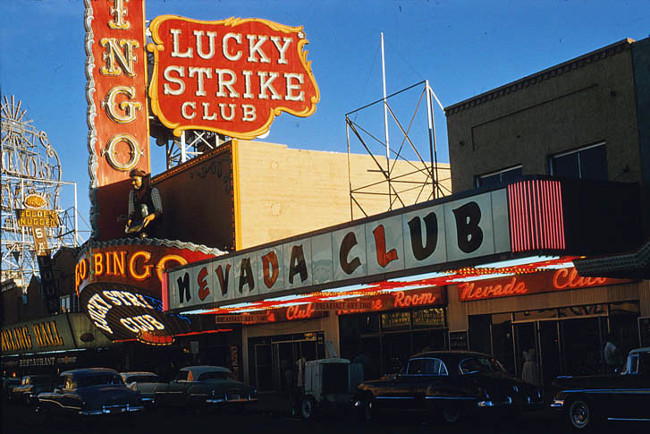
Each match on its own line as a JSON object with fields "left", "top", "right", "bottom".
{"left": 603, "top": 333, "right": 618, "bottom": 374}
{"left": 126, "top": 169, "right": 163, "bottom": 238}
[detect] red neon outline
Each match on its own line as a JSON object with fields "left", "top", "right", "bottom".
{"left": 555, "top": 182, "right": 565, "bottom": 248}
{"left": 161, "top": 270, "right": 169, "bottom": 312}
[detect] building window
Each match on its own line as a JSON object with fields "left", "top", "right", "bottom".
{"left": 60, "top": 295, "right": 71, "bottom": 313}
{"left": 475, "top": 165, "right": 522, "bottom": 187}
{"left": 550, "top": 143, "right": 607, "bottom": 180}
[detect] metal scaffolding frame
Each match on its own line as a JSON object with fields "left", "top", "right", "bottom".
{"left": 159, "top": 129, "right": 227, "bottom": 169}
{"left": 345, "top": 80, "right": 450, "bottom": 218}
{"left": 1, "top": 95, "right": 83, "bottom": 290}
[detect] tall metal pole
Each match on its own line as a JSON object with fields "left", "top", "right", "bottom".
{"left": 425, "top": 80, "right": 437, "bottom": 199}
{"left": 74, "top": 182, "right": 79, "bottom": 246}
{"left": 381, "top": 33, "right": 391, "bottom": 209}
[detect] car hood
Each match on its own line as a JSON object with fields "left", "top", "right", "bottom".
{"left": 552, "top": 374, "right": 620, "bottom": 390}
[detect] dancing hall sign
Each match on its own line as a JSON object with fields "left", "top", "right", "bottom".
{"left": 147, "top": 16, "right": 320, "bottom": 139}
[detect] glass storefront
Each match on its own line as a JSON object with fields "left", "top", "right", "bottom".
{"left": 248, "top": 332, "right": 325, "bottom": 392}
{"left": 339, "top": 306, "right": 448, "bottom": 379}
{"left": 470, "top": 301, "right": 640, "bottom": 389}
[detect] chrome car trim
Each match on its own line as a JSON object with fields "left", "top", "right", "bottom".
{"left": 425, "top": 396, "right": 476, "bottom": 400}
{"left": 375, "top": 396, "right": 416, "bottom": 400}
{"left": 607, "top": 417, "right": 650, "bottom": 422}
{"left": 558, "top": 389, "right": 650, "bottom": 394}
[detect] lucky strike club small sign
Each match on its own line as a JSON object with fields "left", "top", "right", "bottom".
{"left": 148, "top": 16, "right": 320, "bottom": 139}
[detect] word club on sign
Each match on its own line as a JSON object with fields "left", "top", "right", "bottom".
{"left": 167, "top": 190, "right": 509, "bottom": 311}
{"left": 148, "top": 16, "right": 319, "bottom": 139}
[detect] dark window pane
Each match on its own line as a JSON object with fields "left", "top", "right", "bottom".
{"left": 476, "top": 173, "right": 501, "bottom": 187}
{"left": 500, "top": 166, "right": 523, "bottom": 183}
{"left": 552, "top": 153, "right": 579, "bottom": 178}
{"left": 477, "top": 166, "right": 522, "bottom": 187}
{"left": 579, "top": 145, "right": 607, "bottom": 180}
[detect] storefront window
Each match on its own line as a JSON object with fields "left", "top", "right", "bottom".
{"left": 513, "top": 308, "right": 557, "bottom": 322}
{"left": 412, "top": 307, "right": 445, "bottom": 328}
{"left": 381, "top": 311, "right": 411, "bottom": 330}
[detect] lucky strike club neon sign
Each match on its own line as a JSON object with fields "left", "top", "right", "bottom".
{"left": 148, "top": 16, "right": 320, "bottom": 139}
{"left": 80, "top": 282, "right": 190, "bottom": 343}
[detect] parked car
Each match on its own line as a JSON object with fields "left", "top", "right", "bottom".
{"left": 7, "top": 374, "right": 57, "bottom": 406}
{"left": 551, "top": 347, "right": 650, "bottom": 431}
{"left": 2, "top": 376, "right": 22, "bottom": 402}
{"left": 297, "top": 358, "right": 364, "bottom": 420}
{"left": 355, "top": 351, "right": 544, "bottom": 424}
{"left": 36, "top": 368, "right": 143, "bottom": 418}
{"left": 120, "top": 371, "right": 167, "bottom": 407}
{"left": 154, "top": 365, "right": 257, "bottom": 409}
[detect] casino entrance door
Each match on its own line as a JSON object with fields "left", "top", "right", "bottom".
{"left": 249, "top": 332, "right": 326, "bottom": 392}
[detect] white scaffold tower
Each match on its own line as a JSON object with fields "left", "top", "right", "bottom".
{"left": 1, "top": 95, "right": 83, "bottom": 292}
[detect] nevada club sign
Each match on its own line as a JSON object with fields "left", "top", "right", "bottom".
{"left": 166, "top": 190, "right": 510, "bottom": 312}
{"left": 148, "top": 16, "right": 320, "bottom": 139}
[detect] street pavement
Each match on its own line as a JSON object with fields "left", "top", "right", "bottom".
{"left": 1, "top": 394, "right": 646, "bottom": 434}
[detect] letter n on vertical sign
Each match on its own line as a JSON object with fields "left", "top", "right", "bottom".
{"left": 86, "top": 0, "right": 151, "bottom": 239}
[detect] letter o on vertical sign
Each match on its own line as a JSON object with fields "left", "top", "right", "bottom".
{"left": 103, "top": 134, "right": 142, "bottom": 171}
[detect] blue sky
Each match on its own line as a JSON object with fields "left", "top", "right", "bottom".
{"left": 1, "top": 0, "right": 649, "bottom": 237}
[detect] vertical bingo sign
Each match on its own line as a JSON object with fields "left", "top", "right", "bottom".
{"left": 85, "top": 0, "right": 151, "bottom": 240}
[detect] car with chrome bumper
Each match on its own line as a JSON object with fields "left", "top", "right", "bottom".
{"left": 35, "top": 368, "right": 143, "bottom": 418}
{"left": 154, "top": 366, "right": 257, "bottom": 409}
{"left": 551, "top": 347, "right": 650, "bottom": 431}
{"left": 355, "top": 351, "right": 544, "bottom": 424}
{"left": 7, "top": 375, "right": 57, "bottom": 406}
{"left": 120, "top": 371, "right": 167, "bottom": 408}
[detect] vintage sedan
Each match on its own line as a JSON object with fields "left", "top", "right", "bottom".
{"left": 120, "top": 371, "right": 167, "bottom": 407}
{"left": 551, "top": 347, "right": 650, "bottom": 431}
{"left": 154, "top": 366, "right": 257, "bottom": 409}
{"left": 35, "top": 368, "right": 144, "bottom": 418}
{"left": 7, "top": 375, "right": 57, "bottom": 406}
{"left": 355, "top": 351, "right": 543, "bottom": 423}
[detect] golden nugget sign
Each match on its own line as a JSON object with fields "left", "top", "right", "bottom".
{"left": 148, "top": 16, "right": 320, "bottom": 138}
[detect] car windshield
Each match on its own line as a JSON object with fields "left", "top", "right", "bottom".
{"left": 459, "top": 356, "right": 507, "bottom": 375}
{"left": 198, "top": 371, "right": 233, "bottom": 381}
{"left": 77, "top": 374, "right": 123, "bottom": 387}
{"left": 126, "top": 375, "right": 160, "bottom": 383}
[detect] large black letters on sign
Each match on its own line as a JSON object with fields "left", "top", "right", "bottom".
{"left": 408, "top": 212, "right": 438, "bottom": 260}
{"left": 238, "top": 258, "right": 255, "bottom": 293}
{"left": 453, "top": 202, "right": 483, "bottom": 253}
{"left": 177, "top": 272, "right": 191, "bottom": 303}
{"left": 289, "top": 245, "right": 308, "bottom": 284}
{"left": 339, "top": 232, "right": 361, "bottom": 275}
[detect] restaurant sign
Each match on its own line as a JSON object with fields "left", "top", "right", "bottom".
{"left": 167, "top": 190, "right": 509, "bottom": 312}
{"left": 148, "top": 16, "right": 320, "bottom": 139}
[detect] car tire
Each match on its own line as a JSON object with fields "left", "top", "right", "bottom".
{"left": 300, "top": 396, "right": 317, "bottom": 421}
{"left": 567, "top": 398, "right": 599, "bottom": 431}
{"left": 441, "top": 404, "right": 462, "bottom": 424}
